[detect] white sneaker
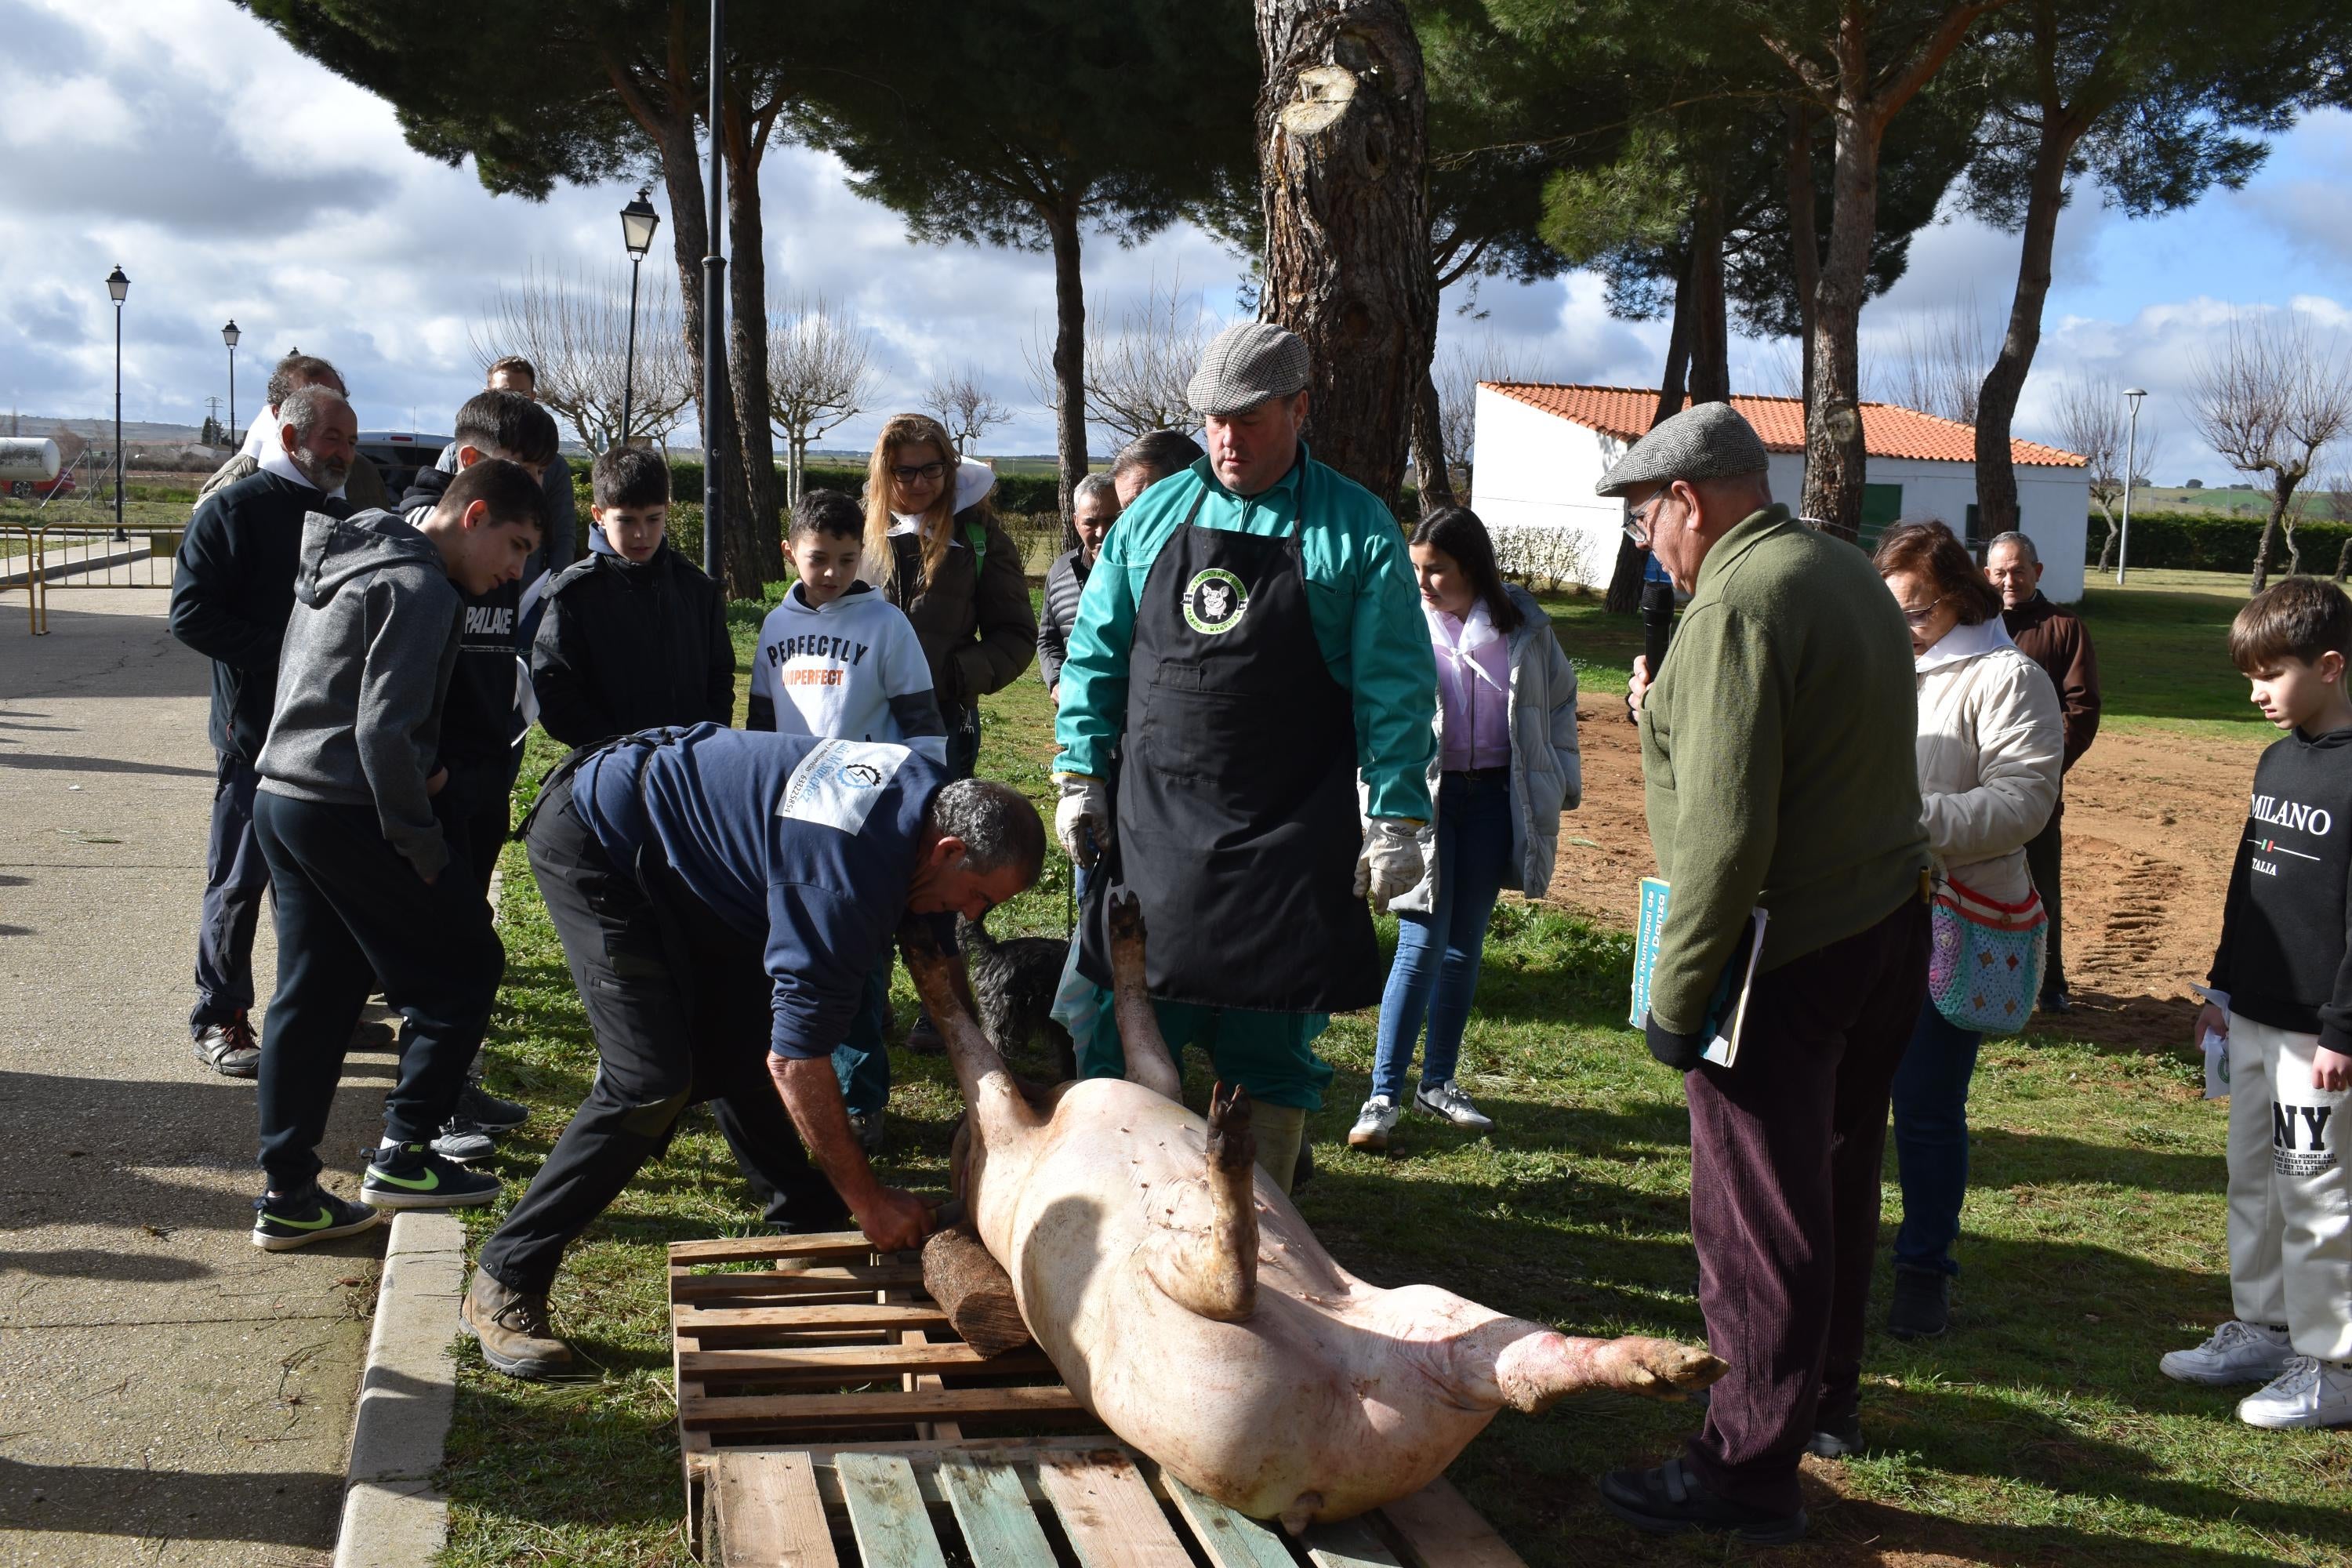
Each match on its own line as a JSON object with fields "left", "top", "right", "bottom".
{"left": 2159, "top": 1319, "right": 2293, "bottom": 1386}
{"left": 2237, "top": 1356, "right": 2352, "bottom": 1429}
{"left": 1348, "top": 1096, "right": 1399, "bottom": 1150}
{"left": 1413, "top": 1079, "right": 1494, "bottom": 1133}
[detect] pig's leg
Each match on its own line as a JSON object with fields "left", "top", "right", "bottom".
{"left": 1107, "top": 892, "right": 1182, "bottom": 1102}
{"left": 1447, "top": 1318, "right": 1725, "bottom": 1412}
{"left": 899, "top": 918, "right": 1041, "bottom": 1145}
{"left": 1142, "top": 1080, "right": 1260, "bottom": 1321}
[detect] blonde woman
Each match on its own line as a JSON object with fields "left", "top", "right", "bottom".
{"left": 863, "top": 413, "right": 1036, "bottom": 780}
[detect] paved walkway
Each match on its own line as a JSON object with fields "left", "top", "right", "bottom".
{"left": 1, "top": 589, "right": 392, "bottom": 1567}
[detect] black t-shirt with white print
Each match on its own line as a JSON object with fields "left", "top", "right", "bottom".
{"left": 2211, "top": 724, "right": 2352, "bottom": 1051}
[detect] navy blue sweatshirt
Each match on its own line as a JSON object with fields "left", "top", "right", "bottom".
{"left": 2209, "top": 724, "right": 2352, "bottom": 1051}
{"left": 572, "top": 725, "right": 949, "bottom": 1058}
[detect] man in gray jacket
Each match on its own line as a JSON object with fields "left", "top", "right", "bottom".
{"left": 245, "top": 460, "right": 544, "bottom": 1251}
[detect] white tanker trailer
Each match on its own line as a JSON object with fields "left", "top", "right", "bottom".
{"left": 0, "top": 437, "right": 64, "bottom": 485}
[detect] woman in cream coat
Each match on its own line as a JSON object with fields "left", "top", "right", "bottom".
{"left": 1872, "top": 521, "right": 2063, "bottom": 1344}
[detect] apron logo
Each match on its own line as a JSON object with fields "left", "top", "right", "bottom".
{"left": 1182, "top": 568, "right": 1249, "bottom": 635}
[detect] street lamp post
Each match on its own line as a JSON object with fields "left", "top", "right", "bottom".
{"left": 619, "top": 193, "right": 660, "bottom": 445}
{"left": 702, "top": 0, "right": 727, "bottom": 582}
{"left": 2117, "top": 386, "right": 2147, "bottom": 586}
{"left": 107, "top": 266, "right": 129, "bottom": 540}
{"left": 222, "top": 321, "right": 240, "bottom": 448}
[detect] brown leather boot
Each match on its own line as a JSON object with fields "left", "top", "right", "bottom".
{"left": 461, "top": 1269, "right": 573, "bottom": 1379}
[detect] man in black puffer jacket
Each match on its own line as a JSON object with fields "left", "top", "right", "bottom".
{"left": 531, "top": 445, "right": 735, "bottom": 750}
{"left": 1036, "top": 474, "right": 1119, "bottom": 700}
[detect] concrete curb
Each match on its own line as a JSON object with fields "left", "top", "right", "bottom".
{"left": 336, "top": 1209, "right": 466, "bottom": 1568}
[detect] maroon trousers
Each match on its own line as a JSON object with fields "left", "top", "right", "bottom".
{"left": 1681, "top": 894, "right": 1930, "bottom": 1513}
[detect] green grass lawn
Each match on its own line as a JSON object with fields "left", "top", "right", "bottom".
{"left": 436, "top": 589, "right": 2345, "bottom": 1566}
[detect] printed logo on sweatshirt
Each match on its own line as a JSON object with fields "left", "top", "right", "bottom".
{"left": 2251, "top": 793, "right": 2335, "bottom": 839}
{"left": 2274, "top": 1098, "right": 2337, "bottom": 1177}
{"left": 1182, "top": 568, "right": 1248, "bottom": 635}
{"left": 2247, "top": 834, "right": 2324, "bottom": 877}
{"left": 764, "top": 633, "right": 871, "bottom": 667}
{"left": 462, "top": 604, "right": 515, "bottom": 646}
{"left": 777, "top": 739, "right": 907, "bottom": 835}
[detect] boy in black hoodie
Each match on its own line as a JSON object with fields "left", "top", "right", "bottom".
{"left": 2166, "top": 576, "right": 2352, "bottom": 1428}
{"left": 245, "top": 461, "right": 543, "bottom": 1250}
{"left": 530, "top": 445, "right": 734, "bottom": 747}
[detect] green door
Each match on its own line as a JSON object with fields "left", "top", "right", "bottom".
{"left": 1859, "top": 483, "right": 1904, "bottom": 550}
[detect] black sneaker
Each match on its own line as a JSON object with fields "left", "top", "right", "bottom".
{"left": 1599, "top": 1457, "right": 1807, "bottom": 1545}
{"left": 2039, "top": 988, "right": 2071, "bottom": 1015}
{"left": 193, "top": 1017, "right": 260, "bottom": 1078}
{"left": 252, "top": 1185, "right": 383, "bottom": 1251}
{"left": 1888, "top": 1265, "right": 1951, "bottom": 1339}
{"left": 458, "top": 1082, "right": 529, "bottom": 1131}
{"left": 847, "top": 1110, "right": 886, "bottom": 1157}
{"left": 1806, "top": 1409, "right": 1863, "bottom": 1459}
{"left": 362, "top": 1141, "right": 501, "bottom": 1209}
{"left": 430, "top": 1118, "right": 498, "bottom": 1163}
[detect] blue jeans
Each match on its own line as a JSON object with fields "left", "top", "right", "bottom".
{"left": 192, "top": 752, "right": 270, "bottom": 1034}
{"left": 1889, "top": 998, "right": 1984, "bottom": 1276}
{"left": 1371, "top": 771, "right": 1514, "bottom": 1105}
{"left": 830, "top": 960, "right": 893, "bottom": 1115}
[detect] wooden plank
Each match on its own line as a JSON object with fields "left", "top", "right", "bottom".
{"left": 1303, "top": 1515, "right": 1402, "bottom": 1568}
{"left": 709, "top": 1450, "right": 840, "bottom": 1567}
{"left": 835, "top": 1452, "right": 949, "bottom": 1568}
{"left": 1166, "top": 1477, "right": 1300, "bottom": 1568}
{"left": 937, "top": 1454, "right": 1059, "bottom": 1567}
{"left": 1037, "top": 1450, "right": 1196, "bottom": 1568}
{"left": 671, "top": 1262, "right": 926, "bottom": 1301}
{"left": 684, "top": 1383, "right": 1087, "bottom": 1432}
{"left": 680, "top": 1343, "right": 1054, "bottom": 1381}
{"left": 670, "top": 1232, "right": 880, "bottom": 1265}
{"left": 676, "top": 1302, "right": 951, "bottom": 1334}
{"left": 1377, "top": 1481, "right": 1528, "bottom": 1568}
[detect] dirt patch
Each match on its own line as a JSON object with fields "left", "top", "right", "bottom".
{"left": 1545, "top": 708, "right": 2263, "bottom": 1054}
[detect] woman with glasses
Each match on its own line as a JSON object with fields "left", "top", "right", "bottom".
{"left": 1871, "top": 521, "right": 2061, "bottom": 1341}
{"left": 862, "top": 412, "right": 1038, "bottom": 781}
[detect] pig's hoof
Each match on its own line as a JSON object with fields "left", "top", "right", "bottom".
{"left": 1613, "top": 1338, "right": 1726, "bottom": 1397}
{"left": 1108, "top": 891, "right": 1145, "bottom": 945}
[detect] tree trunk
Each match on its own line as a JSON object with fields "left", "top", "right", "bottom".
{"left": 2334, "top": 532, "right": 2352, "bottom": 583}
{"left": 1046, "top": 197, "right": 1089, "bottom": 544}
{"left": 1974, "top": 90, "right": 2082, "bottom": 539}
{"left": 2093, "top": 501, "right": 2117, "bottom": 572}
{"left": 1785, "top": 104, "right": 1820, "bottom": 415}
{"left": 1410, "top": 365, "right": 1454, "bottom": 513}
{"left": 1802, "top": 82, "right": 1883, "bottom": 542}
{"left": 1603, "top": 269, "right": 1693, "bottom": 615}
{"left": 1686, "top": 180, "right": 1730, "bottom": 405}
{"left": 2252, "top": 487, "right": 2289, "bottom": 594}
{"left": 722, "top": 113, "right": 781, "bottom": 598}
{"left": 1254, "top": 0, "right": 1438, "bottom": 506}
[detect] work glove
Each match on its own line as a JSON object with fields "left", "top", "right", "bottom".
{"left": 1352, "top": 817, "right": 1426, "bottom": 911}
{"left": 1054, "top": 775, "right": 1111, "bottom": 869}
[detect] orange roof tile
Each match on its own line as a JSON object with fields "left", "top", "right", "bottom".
{"left": 1482, "top": 383, "right": 2085, "bottom": 468}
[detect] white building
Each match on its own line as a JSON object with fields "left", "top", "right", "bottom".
{"left": 1468, "top": 383, "right": 2092, "bottom": 602}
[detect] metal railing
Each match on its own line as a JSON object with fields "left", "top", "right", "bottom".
{"left": 0, "top": 519, "right": 180, "bottom": 635}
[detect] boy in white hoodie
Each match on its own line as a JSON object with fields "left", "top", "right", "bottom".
{"left": 750, "top": 489, "right": 946, "bottom": 1147}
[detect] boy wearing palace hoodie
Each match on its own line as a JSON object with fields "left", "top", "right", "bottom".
{"left": 245, "top": 462, "right": 545, "bottom": 1250}
{"left": 750, "top": 488, "right": 946, "bottom": 1149}
{"left": 2168, "top": 576, "right": 2352, "bottom": 1428}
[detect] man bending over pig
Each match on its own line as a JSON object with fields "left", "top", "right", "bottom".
{"left": 460, "top": 724, "right": 1043, "bottom": 1378}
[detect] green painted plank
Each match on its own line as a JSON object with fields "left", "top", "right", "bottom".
{"left": 937, "top": 1455, "right": 1058, "bottom": 1568}
{"left": 1165, "top": 1478, "right": 1299, "bottom": 1568}
{"left": 1303, "top": 1515, "right": 1403, "bottom": 1568}
{"left": 835, "top": 1453, "right": 948, "bottom": 1568}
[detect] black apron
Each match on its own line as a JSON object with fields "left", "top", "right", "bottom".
{"left": 1078, "top": 490, "right": 1379, "bottom": 1012}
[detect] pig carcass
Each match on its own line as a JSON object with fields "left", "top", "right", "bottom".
{"left": 901, "top": 895, "right": 1722, "bottom": 1530}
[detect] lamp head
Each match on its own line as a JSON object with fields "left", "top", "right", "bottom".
{"left": 222, "top": 320, "right": 240, "bottom": 349}
{"left": 106, "top": 266, "right": 129, "bottom": 303}
{"left": 620, "top": 193, "right": 660, "bottom": 259}
{"left": 2125, "top": 387, "right": 2147, "bottom": 402}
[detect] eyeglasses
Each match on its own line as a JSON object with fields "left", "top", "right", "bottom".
{"left": 1900, "top": 596, "right": 1951, "bottom": 628}
{"left": 1624, "top": 490, "right": 1672, "bottom": 548}
{"left": 891, "top": 462, "right": 947, "bottom": 486}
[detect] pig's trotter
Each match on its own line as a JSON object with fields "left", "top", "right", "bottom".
{"left": 1108, "top": 890, "right": 1145, "bottom": 946}
{"left": 1610, "top": 1338, "right": 1727, "bottom": 1397}
{"left": 1142, "top": 1081, "right": 1261, "bottom": 1323}
{"left": 1206, "top": 1080, "right": 1255, "bottom": 1178}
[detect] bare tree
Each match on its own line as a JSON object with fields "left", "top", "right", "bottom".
{"left": 1026, "top": 271, "right": 1219, "bottom": 448}
{"left": 2189, "top": 311, "right": 2352, "bottom": 591}
{"left": 768, "top": 297, "right": 881, "bottom": 506}
{"left": 2322, "top": 470, "right": 2352, "bottom": 530}
{"left": 923, "top": 365, "right": 1015, "bottom": 457}
{"left": 2053, "top": 376, "right": 2164, "bottom": 573}
{"left": 1875, "top": 297, "right": 1989, "bottom": 426}
{"left": 473, "top": 261, "right": 692, "bottom": 454}
{"left": 1428, "top": 334, "right": 1551, "bottom": 499}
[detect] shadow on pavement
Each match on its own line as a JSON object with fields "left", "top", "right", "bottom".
{"left": 0, "top": 1454, "right": 338, "bottom": 1549}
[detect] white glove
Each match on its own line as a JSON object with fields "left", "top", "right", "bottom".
{"left": 1054, "top": 775, "right": 1111, "bottom": 868}
{"left": 1356, "top": 817, "right": 1425, "bottom": 910}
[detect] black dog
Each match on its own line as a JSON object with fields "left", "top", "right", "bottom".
{"left": 957, "top": 913, "right": 1077, "bottom": 1083}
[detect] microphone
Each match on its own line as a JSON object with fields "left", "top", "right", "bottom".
{"left": 1635, "top": 572, "right": 1675, "bottom": 724}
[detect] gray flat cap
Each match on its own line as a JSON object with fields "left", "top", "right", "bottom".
{"left": 1595, "top": 401, "right": 1769, "bottom": 496}
{"left": 1188, "top": 321, "right": 1311, "bottom": 417}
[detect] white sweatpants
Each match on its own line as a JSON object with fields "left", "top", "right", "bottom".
{"left": 2227, "top": 1014, "right": 2352, "bottom": 1361}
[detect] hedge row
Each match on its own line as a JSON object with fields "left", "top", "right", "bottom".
{"left": 657, "top": 459, "right": 1061, "bottom": 515}
{"left": 2079, "top": 510, "right": 2352, "bottom": 575}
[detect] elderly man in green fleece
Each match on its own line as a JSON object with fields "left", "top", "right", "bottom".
{"left": 1595, "top": 403, "right": 1932, "bottom": 1547}
{"left": 1051, "top": 321, "right": 1435, "bottom": 1196}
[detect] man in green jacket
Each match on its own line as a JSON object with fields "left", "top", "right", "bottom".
{"left": 1052, "top": 321, "right": 1435, "bottom": 1193}
{"left": 1597, "top": 403, "right": 1931, "bottom": 1546}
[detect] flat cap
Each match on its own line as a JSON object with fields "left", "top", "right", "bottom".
{"left": 1188, "top": 321, "right": 1311, "bottom": 417}
{"left": 1595, "top": 401, "right": 1769, "bottom": 496}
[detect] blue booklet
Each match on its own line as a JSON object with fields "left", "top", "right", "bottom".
{"left": 1628, "top": 877, "right": 1769, "bottom": 1067}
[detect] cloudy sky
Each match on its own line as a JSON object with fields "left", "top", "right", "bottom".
{"left": 5, "top": 0, "right": 2350, "bottom": 485}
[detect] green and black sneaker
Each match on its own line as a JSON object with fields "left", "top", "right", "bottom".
{"left": 252, "top": 1186, "right": 384, "bottom": 1251}
{"left": 361, "top": 1140, "right": 501, "bottom": 1210}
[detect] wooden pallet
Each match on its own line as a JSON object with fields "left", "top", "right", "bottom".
{"left": 671, "top": 1231, "right": 1527, "bottom": 1567}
